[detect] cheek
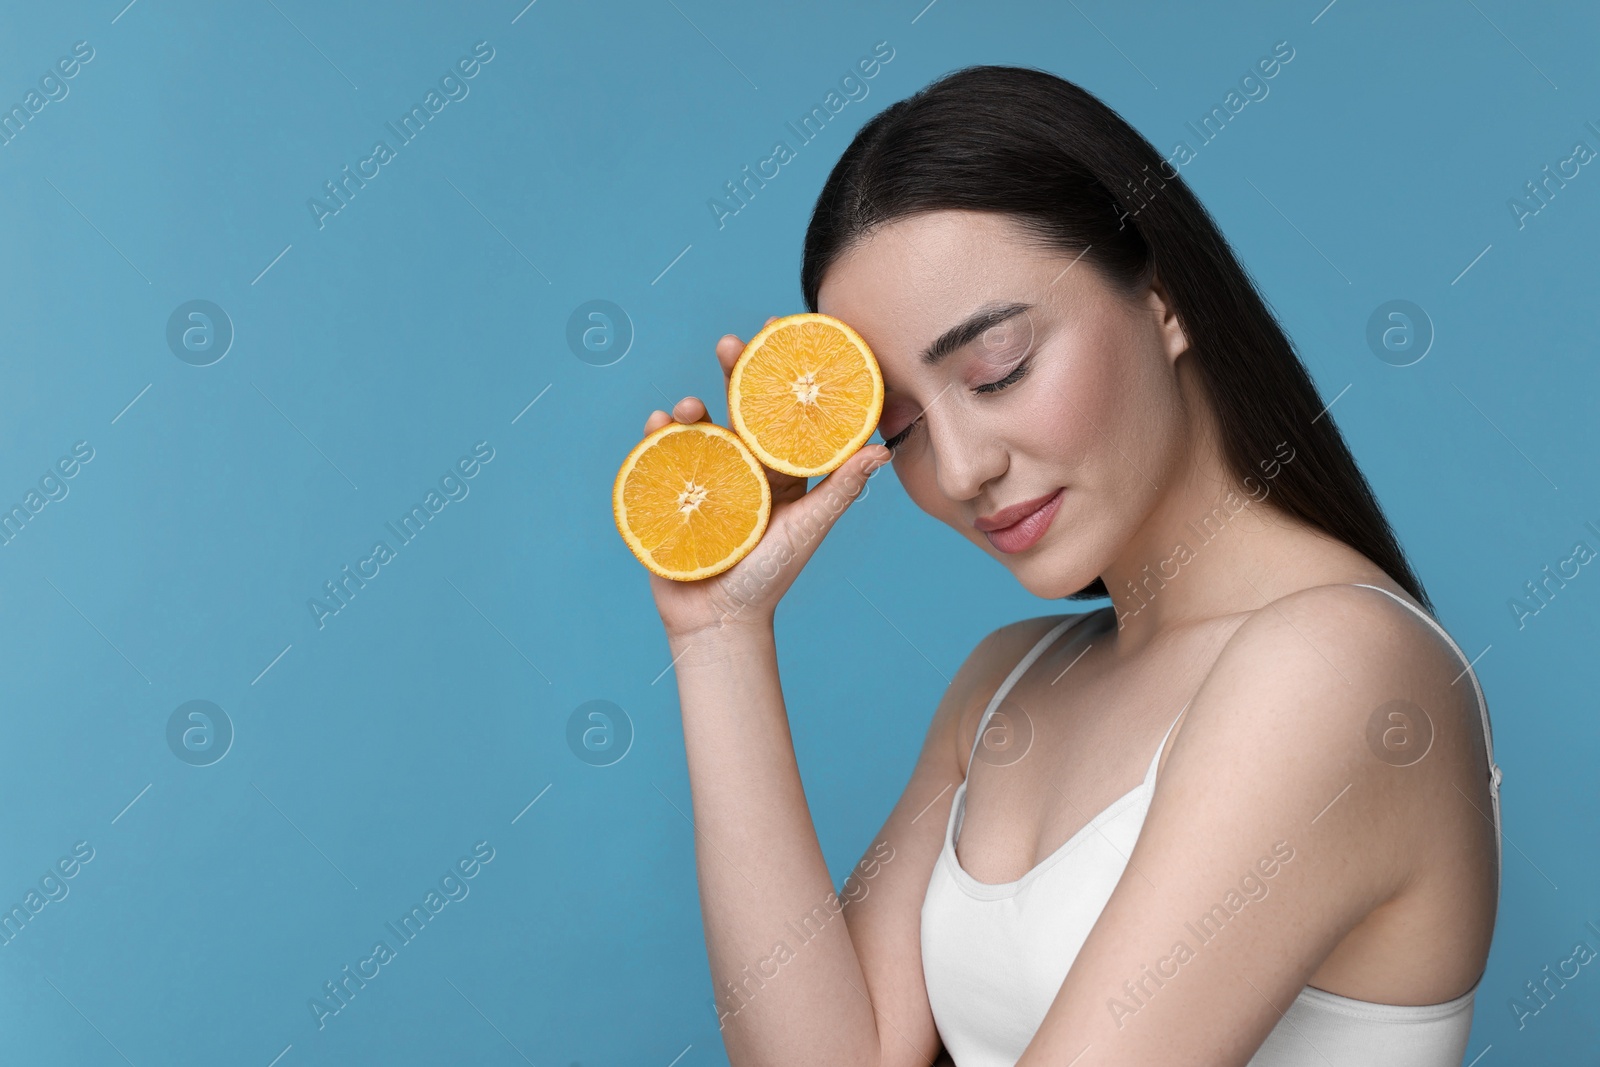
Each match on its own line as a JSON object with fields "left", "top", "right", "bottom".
{"left": 1057, "top": 321, "right": 1178, "bottom": 486}
{"left": 1020, "top": 339, "right": 1118, "bottom": 477}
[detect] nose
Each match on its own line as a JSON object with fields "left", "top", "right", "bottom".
{"left": 927, "top": 408, "right": 1007, "bottom": 505}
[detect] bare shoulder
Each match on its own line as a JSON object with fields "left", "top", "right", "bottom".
{"left": 1160, "top": 581, "right": 1495, "bottom": 890}
{"left": 1213, "top": 581, "right": 1479, "bottom": 716}
{"left": 943, "top": 610, "right": 1101, "bottom": 778}
{"left": 1183, "top": 581, "right": 1486, "bottom": 760}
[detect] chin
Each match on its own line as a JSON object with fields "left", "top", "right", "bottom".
{"left": 1001, "top": 547, "right": 1094, "bottom": 600}
{"left": 1019, "top": 575, "right": 1089, "bottom": 600}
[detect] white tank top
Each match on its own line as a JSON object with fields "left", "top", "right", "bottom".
{"left": 921, "top": 583, "right": 1504, "bottom": 1066}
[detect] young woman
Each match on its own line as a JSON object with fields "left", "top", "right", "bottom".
{"left": 637, "top": 66, "right": 1502, "bottom": 1066}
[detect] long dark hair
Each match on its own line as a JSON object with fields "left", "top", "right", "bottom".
{"left": 800, "top": 65, "right": 1433, "bottom": 613}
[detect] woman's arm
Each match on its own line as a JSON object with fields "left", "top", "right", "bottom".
{"left": 669, "top": 621, "right": 886, "bottom": 1065}
{"left": 668, "top": 598, "right": 1062, "bottom": 1066}
{"left": 670, "top": 615, "right": 1024, "bottom": 1067}
{"left": 637, "top": 323, "right": 923, "bottom": 1064}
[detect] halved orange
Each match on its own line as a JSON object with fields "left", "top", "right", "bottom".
{"left": 728, "top": 313, "right": 884, "bottom": 478}
{"left": 613, "top": 421, "right": 772, "bottom": 581}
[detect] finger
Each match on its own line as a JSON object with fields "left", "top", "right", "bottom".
{"left": 812, "top": 445, "right": 893, "bottom": 513}
{"left": 643, "top": 409, "right": 672, "bottom": 435}
{"left": 838, "top": 443, "right": 894, "bottom": 482}
{"left": 773, "top": 444, "right": 892, "bottom": 568}
{"left": 673, "top": 396, "right": 709, "bottom": 424}
{"left": 717, "top": 318, "right": 779, "bottom": 385}
{"left": 716, "top": 333, "right": 744, "bottom": 384}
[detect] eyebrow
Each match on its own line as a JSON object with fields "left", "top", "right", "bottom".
{"left": 920, "top": 301, "right": 1034, "bottom": 367}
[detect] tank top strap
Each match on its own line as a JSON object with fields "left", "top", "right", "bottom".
{"left": 964, "top": 611, "right": 1103, "bottom": 780}
{"left": 1346, "top": 582, "right": 1504, "bottom": 894}
{"left": 1145, "top": 698, "right": 1191, "bottom": 782}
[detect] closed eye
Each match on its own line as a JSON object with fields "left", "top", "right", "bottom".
{"left": 973, "top": 358, "right": 1031, "bottom": 395}
{"left": 880, "top": 356, "right": 1033, "bottom": 452}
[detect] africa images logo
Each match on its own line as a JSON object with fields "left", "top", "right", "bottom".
{"left": 309, "top": 841, "right": 495, "bottom": 1031}
{"left": 307, "top": 41, "right": 496, "bottom": 230}
{"left": 307, "top": 442, "right": 495, "bottom": 629}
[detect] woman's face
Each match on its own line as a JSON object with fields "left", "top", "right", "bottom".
{"left": 816, "top": 209, "right": 1192, "bottom": 599}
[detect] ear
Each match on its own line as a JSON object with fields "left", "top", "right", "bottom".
{"left": 1144, "top": 269, "right": 1190, "bottom": 365}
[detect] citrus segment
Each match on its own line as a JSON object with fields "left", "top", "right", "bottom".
{"left": 613, "top": 421, "right": 772, "bottom": 581}
{"left": 728, "top": 313, "right": 884, "bottom": 478}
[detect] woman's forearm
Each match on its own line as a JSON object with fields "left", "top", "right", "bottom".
{"left": 669, "top": 623, "right": 882, "bottom": 1067}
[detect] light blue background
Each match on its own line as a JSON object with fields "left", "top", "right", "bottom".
{"left": 1, "top": 0, "right": 1595, "bottom": 1063}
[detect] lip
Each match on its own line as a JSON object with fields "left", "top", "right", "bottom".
{"left": 975, "top": 489, "right": 1064, "bottom": 531}
{"left": 978, "top": 488, "right": 1064, "bottom": 554}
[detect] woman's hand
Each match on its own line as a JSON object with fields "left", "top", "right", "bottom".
{"left": 641, "top": 319, "right": 892, "bottom": 641}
